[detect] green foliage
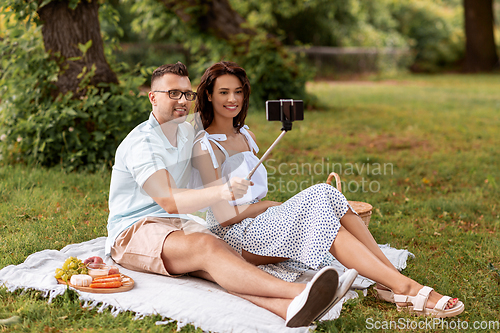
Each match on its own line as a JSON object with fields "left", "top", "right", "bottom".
{"left": 127, "top": 0, "right": 313, "bottom": 110}
{"left": 191, "top": 33, "right": 314, "bottom": 110}
{"left": 0, "top": 7, "right": 151, "bottom": 171}
{"left": 389, "top": 0, "right": 464, "bottom": 72}
{"left": 229, "top": 0, "right": 465, "bottom": 72}
{"left": 230, "top": 0, "right": 409, "bottom": 48}
{"left": 126, "top": 0, "right": 188, "bottom": 42}
{"left": 239, "top": 35, "right": 312, "bottom": 108}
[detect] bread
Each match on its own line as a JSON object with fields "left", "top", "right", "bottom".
{"left": 70, "top": 274, "right": 93, "bottom": 287}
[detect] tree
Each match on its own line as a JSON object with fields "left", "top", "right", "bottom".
{"left": 38, "top": 0, "right": 307, "bottom": 103}
{"left": 129, "top": 0, "right": 310, "bottom": 106}
{"left": 158, "top": 0, "right": 255, "bottom": 41}
{"left": 0, "top": 0, "right": 149, "bottom": 170}
{"left": 1, "top": 0, "right": 308, "bottom": 170}
{"left": 463, "top": 0, "right": 499, "bottom": 72}
{"left": 37, "top": 0, "right": 118, "bottom": 97}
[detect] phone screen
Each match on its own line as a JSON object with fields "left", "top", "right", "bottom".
{"left": 266, "top": 100, "right": 304, "bottom": 122}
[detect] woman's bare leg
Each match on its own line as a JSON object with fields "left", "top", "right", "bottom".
{"left": 242, "top": 250, "right": 288, "bottom": 266}
{"left": 330, "top": 226, "right": 457, "bottom": 309}
{"left": 340, "top": 209, "right": 398, "bottom": 272}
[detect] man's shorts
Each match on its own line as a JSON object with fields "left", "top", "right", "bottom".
{"left": 111, "top": 216, "right": 214, "bottom": 276}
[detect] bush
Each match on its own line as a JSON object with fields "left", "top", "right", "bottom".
{"left": 390, "top": 0, "right": 464, "bottom": 72}
{"left": 229, "top": 0, "right": 465, "bottom": 72}
{"left": 0, "top": 19, "right": 151, "bottom": 171}
{"left": 128, "top": 0, "right": 314, "bottom": 110}
{"left": 240, "top": 35, "right": 313, "bottom": 109}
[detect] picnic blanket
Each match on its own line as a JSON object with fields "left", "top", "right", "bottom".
{"left": 0, "top": 235, "right": 414, "bottom": 333}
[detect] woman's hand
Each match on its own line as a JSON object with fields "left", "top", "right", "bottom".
{"left": 220, "top": 177, "right": 253, "bottom": 201}
{"left": 241, "top": 200, "right": 281, "bottom": 219}
{"left": 217, "top": 200, "right": 281, "bottom": 227}
{"left": 261, "top": 200, "right": 282, "bottom": 209}
{"left": 256, "top": 200, "right": 282, "bottom": 215}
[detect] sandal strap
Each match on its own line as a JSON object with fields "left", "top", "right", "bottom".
{"left": 434, "top": 295, "right": 452, "bottom": 311}
{"left": 394, "top": 286, "right": 434, "bottom": 312}
{"left": 413, "top": 286, "right": 433, "bottom": 311}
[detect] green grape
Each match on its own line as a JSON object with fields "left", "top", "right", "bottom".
{"left": 54, "top": 268, "right": 63, "bottom": 279}
{"left": 57, "top": 257, "right": 87, "bottom": 282}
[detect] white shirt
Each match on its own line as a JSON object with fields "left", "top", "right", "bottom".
{"left": 105, "top": 113, "right": 194, "bottom": 255}
{"left": 190, "top": 126, "right": 268, "bottom": 207}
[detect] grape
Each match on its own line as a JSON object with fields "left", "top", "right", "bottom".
{"left": 55, "top": 257, "right": 88, "bottom": 281}
{"left": 55, "top": 268, "right": 63, "bottom": 279}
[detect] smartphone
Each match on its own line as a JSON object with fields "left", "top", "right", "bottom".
{"left": 266, "top": 100, "right": 304, "bottom": 122}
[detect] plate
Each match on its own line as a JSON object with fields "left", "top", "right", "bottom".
{"left": 57, "top": 274, "right": 134, "bottom": 294}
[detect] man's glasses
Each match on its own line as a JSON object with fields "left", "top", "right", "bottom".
{"left": 153, "top": 90, "right": 197, "bottom": 101}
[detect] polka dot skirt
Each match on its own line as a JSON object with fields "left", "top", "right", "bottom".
{"left": 206, "top": 183, "right": 354, "bottom": 282}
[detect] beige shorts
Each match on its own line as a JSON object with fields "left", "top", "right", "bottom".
{"left": 111, "top": 216, "right": 214, "bottom": 277}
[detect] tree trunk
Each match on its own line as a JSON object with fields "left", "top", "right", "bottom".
{"left": 463, "top": 0, "right": 499, "bottom": 72}
{"left": 159, "top": 0, "right": 255, "bottom": 41}
{"left": 37, "top": 0, "right": 118, "bottom": 97}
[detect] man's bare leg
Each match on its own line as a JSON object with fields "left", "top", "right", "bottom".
{"left": 190, "top": 265, "right": 292, "bottom": 320}
{"left": 162, "top": 231, "right": 344, "bottom": 325}
{"left": 161, "top": 231, "right": 304, "bottom": 300}
{"left": 230, "top": 292, "right": 291, "bottom": 319}
{"left": 189, "top": 270, "right": 292, "bottom": 319}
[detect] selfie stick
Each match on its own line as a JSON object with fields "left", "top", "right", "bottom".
{"left": 245, "top": 130, "right": 287, "bottom": 181}
{"left": 245, "top": 99, "right": 296, "bottom": 181}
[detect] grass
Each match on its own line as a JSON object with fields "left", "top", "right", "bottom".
{"left": 1, "top": 73, "right": 500, "bottom": 332}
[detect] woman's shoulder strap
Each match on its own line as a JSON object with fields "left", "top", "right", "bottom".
{"left": 193, "top": 130, "right": 229, "bottom": 168}
{"left": 240, "top": 125, "right": 259, "bottom": 154}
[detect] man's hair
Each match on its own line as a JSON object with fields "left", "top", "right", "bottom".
{"left": 151, "top": 62, "right": 189, "bottom": 89}
{"left": 195, "top": 61, "right": 250, "bottom": 132}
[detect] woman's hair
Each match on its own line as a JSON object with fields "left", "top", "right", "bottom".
{"left": 195, "top": 61, "right": 251, "bottom": 132}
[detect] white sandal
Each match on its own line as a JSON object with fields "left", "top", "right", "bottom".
{"left": 374, "top": 284, "right": 395, "bottom": 303}
{"left": 394, "top": 286, "right": 464, "bottom": 318}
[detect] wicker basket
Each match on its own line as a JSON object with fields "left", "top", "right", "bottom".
{"left": 326, "top": 172, "right": 373, "bottom": 227}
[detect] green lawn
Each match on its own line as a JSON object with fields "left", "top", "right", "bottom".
{"left": 1, "top": 74, "right": 499, "bottom": 332}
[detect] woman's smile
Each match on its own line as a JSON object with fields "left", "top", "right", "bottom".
{"left": 208, "top": 74, "right": 244, "bottom": 118}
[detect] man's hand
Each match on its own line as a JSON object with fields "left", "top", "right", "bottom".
{"left": 220, "top": 177, "right": 253, "bottom": 201}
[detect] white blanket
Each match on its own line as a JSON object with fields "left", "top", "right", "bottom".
{"left": 0, "top": 237, "right": 413, "bottom": 333}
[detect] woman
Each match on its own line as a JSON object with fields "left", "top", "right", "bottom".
{"left": 191, "top": 61, "right": 464, "bottom": 318}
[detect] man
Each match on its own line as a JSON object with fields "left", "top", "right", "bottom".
{"left": 105, "top": 62, "right": 340, "bottom": 327}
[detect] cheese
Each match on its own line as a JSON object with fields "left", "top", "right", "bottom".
{"left": 87, "top": 263, "right": 110, "bottom": 279}
{"left": 70, "top": 274, "right": 92, "bottom": 287}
